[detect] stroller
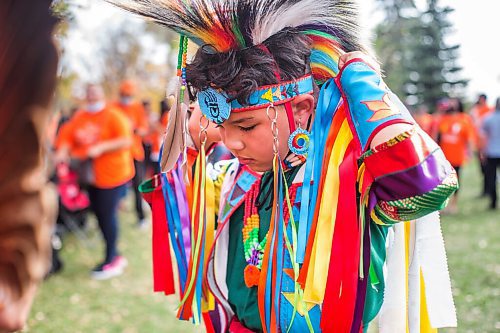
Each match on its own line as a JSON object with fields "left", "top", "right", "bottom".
{"left": 56, "top": 162, "right": 91, "bottom": 241}
{"left": 47, "top": 163, "right": 91, "bottom": 276}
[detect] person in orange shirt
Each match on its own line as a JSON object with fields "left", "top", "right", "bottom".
{"left": 56, "top": 84, "right": 134, "bottom": 280}
{"left": 113, "top": 80, "right": 149, "bottom": 227}
{"left": 142, "top": 99, "right": 164, "bottom": 176}
{"left": 437, "top": 98, "right": 475, "bottom": 213}
{"left": 160, "top": 98, "right": 171, "bottom": 128}
{"left": 471, "top": 94, "right": 493, "bottom": 123}
{"left": 470, "top": 94, "right": 493, "bottom": 196}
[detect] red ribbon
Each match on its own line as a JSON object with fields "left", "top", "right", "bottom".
{"left": 147, "top": 184, "right": 175, "bottom": 295}
{"left": 321, "top": 142, "right": 360, "bottom": 332}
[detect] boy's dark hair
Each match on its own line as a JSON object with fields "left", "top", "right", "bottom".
{"left": 186, "top": 29, "right": 312, "bottom": 105}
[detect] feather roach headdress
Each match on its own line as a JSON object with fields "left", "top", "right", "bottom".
{"left": 109, "top": 0, "right": 367, "bottom": 171}
{"left": 109, "top": 0, "right": 365, "bottom": 83}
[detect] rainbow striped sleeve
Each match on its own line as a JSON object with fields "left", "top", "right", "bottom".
{"left": 362, "top": 127, "right": 459, "bottom": 225}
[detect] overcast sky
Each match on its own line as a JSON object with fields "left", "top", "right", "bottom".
{"left": 66, "top": 0, "right": 498, "bottom": 103}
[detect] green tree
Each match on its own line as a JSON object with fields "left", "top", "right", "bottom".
{"left": 51, "top": 0, "right": 78, "bottom": 111}
{"left": 406, "top": 0, "right": 467, "bottom": 110}
{"left": 97, "top": 23, "right": 143, "bottom": 95}
{"left": 374, "top": 0, "right": 419, "bottom": 100}
{"left": 97, "top": 21, "right": 173, "bottom": 105}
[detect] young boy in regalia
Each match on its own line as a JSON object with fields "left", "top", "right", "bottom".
{"left": 111, "top": 1, "right": 459, "bottom": 332}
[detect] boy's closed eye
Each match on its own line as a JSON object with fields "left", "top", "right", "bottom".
{"left": 239, "top": 124, "right": 257, "bottom": 132}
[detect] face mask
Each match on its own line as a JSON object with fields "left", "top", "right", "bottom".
{"left": 120, "top": 96, "right": 132, "bottom": 106}
{"left": 86, "top": 101, "right": 105, "bottom": 113}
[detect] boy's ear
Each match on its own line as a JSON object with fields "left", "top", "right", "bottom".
{"left": 292, "top": 94, "right": 315, "bottom": 123}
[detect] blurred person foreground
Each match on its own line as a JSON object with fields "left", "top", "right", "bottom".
{"left": 0, "top": 0, "right": 58, "bottom": 332}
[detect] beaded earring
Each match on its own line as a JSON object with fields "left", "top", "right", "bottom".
{"left": 177, "top": 35, "right": 188, "bottom": 100}
{"left": 288, "top": 120, "right": 310, "bottom": 156}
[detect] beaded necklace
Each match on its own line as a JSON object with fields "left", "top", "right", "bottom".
{"left": 241, "top": 157, "right": 304, "bottom": 288}
{"left": 242, "top": 178, "right": 264, "bottom": 288}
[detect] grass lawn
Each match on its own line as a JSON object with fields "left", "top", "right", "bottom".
{"left": 26, "top": 161, "right": 498, "bottom": 333}
{"left": 439, "top": 162, "right": 499, "bottom": 333}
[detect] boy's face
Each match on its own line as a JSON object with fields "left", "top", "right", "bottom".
{"left": 217, "top": 105, "right": 291, "bottom": 172}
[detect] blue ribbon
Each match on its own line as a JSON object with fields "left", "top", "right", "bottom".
{"left": 274, "top": 162, "right": 285, "bottom": 326}
{"left": 297, "top": 79, "right": 341, "bottom": 263}
{"left": 161, "top": 172, "right": 188, "bottom": 289}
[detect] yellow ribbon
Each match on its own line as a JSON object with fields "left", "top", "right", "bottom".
{"left": 405, "top": 222, "right": 411, "bottom": 333}
{"left": 420, "top": 269, "right": 438, "bottom": 333}
{"left": 202, "top": 174, "right": 216, "bottom": 312}
{"left": 179, "top": 147, "right": 206, "bottom": 324}
{"left": 303, "top": 120, "right": 353, "bottom": 303}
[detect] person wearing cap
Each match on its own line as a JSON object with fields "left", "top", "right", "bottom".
{"left": 110, "top": 1, "right": 459, "bottom": 332}
{"left": 113, "top": 80, "right": 149, "bottom": 227}
{"left": 55, "top": 84, "right": 134, "bottom": 279}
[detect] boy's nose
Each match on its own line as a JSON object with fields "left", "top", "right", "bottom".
{"left": 221, "top": 128, "right": 245, "bottom": 151}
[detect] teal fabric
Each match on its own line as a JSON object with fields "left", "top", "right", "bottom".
{"left": 226, "top": 166, "right": 300, "bottom": 331}
{"left": 363, "top": 223, "right": 389, "bottom": 331}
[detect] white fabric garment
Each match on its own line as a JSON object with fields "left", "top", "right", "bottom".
{"left": 379, "top": 212, "right": 457, "bottom": 333}
{"left": 379, "top": 223, "right": 407, "bottom": 333}
{"left": 416, "top": 212, "right": 457, "bottom": 328}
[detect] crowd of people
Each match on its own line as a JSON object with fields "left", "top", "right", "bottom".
{"left": 413, "top": 94, "right": 500, "bottom": 211}
{"left": 48, "top": 81, "right": 171, "bottom": 280}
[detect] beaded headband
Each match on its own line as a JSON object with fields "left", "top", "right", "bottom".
{"left": 197, "top": 74, "right": 314, "bottom": 124}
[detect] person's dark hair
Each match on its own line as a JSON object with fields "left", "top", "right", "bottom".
{"left": 496, "top": 97, "right": 500, "bottom": 111}
{"left": 160, "top": 99, "right": 170, "bottom": 116}
{"left": 477, "top": 94, "right": 487, "bottom": 105}
{"left": 454, "top": 98, "right": 465, "bottom": 113}
{"left": 186, "top": 29, "right": 312, "bottom": 105}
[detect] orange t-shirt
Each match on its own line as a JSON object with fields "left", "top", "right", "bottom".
{"left": 113, "top": 101, "right": 148, "bottom": 161}
{"left": 472, "top": 104, "right": 492, "bottom": 120}
{"left": 437, "top": 113, "right": 475, "bottom": 167}
{"left": 149, "top": 127, "right": 162, "bottom": 156}
{"left": 59, "top": 107, "right": 135, "bottom": 189}
{"left": 143, "top": 118, "right": 163, "bottom": 156}
{"left": 471, "top": 104, "right": 493, "bottom": 147}
{"left": 55, "top": 122, "right": 74, "bottom": 151}
{"left": 160, "top": 112, "right": 169, "bottom": 128}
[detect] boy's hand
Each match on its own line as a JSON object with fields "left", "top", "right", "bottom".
{"left": 338, "top": 51, "right": 381, "bottom": 75}
{"left": 335, "top": 51, "right": 411, "bottom": 151}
